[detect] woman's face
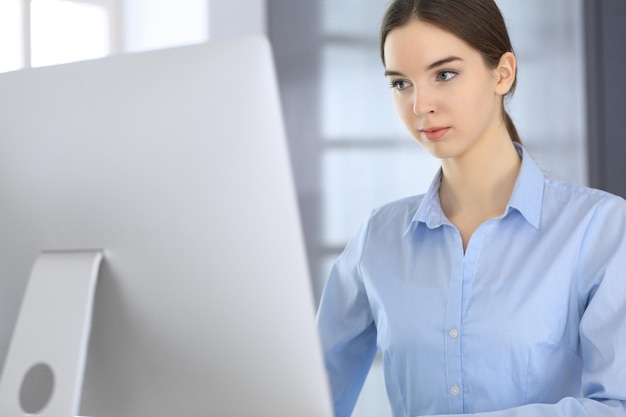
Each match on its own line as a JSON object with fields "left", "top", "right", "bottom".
{"left": 384, "top": 19, "right": 512, "bottom": 161}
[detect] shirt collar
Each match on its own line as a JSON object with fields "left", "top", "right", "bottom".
{"left": 507, "top": 143, "right": 544, "bottom": 229}
{"left": 404, "top": 143, "right": 544, "bottom": 236}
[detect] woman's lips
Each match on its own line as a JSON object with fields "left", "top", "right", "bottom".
{"left": 420, "top": 127, "right": 450, "bottom": 141}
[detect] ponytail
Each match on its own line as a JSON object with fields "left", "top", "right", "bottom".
{"left": 504, "top": 110, "right": 521, "bottom": 144}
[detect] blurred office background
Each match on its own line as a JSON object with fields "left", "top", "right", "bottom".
{"left": 0, "top": 1, "right": 621, "bottom": 416}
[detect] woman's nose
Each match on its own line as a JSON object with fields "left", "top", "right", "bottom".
{"left": 412, "top": 87, "right": 435, "bottom": 116}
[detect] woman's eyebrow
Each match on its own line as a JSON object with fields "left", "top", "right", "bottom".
{"left": 384, "top": 69, "right": 405, "bottom": 77}
{"left": 384, "top": 56, "right": 463, "bottom": 77}
{"left": 427, "top": 56, "right": 463, "bottom": 70}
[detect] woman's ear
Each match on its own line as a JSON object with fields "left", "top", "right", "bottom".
{"left": 495, "top": 52, "right": 517, "bottom": 95}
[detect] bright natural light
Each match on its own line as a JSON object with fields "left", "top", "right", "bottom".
{"left": 0, "top": 0, "right": 24, "bottom": 73}
{"left": 30, "top": 0, "right": 110, "bottom": 68}
{"left": 124, "top": 0, "right": 208, "bottom": 52}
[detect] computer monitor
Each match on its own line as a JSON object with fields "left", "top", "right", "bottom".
{"left": 0, "top": 36, "right": 333, "bottom": 417}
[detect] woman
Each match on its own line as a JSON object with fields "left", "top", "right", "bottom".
{"left": 316, "top": 1, "right": 626, "bottom": 416}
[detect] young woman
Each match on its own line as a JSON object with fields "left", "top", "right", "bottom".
{"left": 316, "top": 1, "right": 626, "bottom": 416}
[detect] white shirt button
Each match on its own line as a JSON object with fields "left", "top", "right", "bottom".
{"left": 449, "top": 328, "right": 459, "bottom": 339}
{"left": 450, "top": 384, "right": 461, "bottom": 396}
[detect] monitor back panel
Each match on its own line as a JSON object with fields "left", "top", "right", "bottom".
{"left": 0, "top": 37, "right": 333, "bottom": 417}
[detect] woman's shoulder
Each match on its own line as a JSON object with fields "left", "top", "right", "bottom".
{"left": 543, "top": 175, "right": 626, "bottom": 216}
{"left": 365, "top": 194, "right": 426, "bottom": 229}
{"left": 545, "top": 175, "right": 624, "bottom": 201}
{"left": 338, "top": 194, "right": 426, "bottom": 260}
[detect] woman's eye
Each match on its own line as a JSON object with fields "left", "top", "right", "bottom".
{"left": 390, "top": 80, "right": 410, "bottom": 91}
{"left": 437, "top": 71, "right": 457, "bottom": 81}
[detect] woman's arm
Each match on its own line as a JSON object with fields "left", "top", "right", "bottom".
{"left": 316, "top": 219, "right": 378, "bottom": 417}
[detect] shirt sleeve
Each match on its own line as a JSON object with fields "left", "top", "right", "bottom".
{"left": 316, "top": 218, "right": 378, "bottom": 417}
{"left": 420, "top": 194, "right": 626, "bottom": 417}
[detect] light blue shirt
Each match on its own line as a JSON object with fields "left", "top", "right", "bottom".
{"left": 316, "top": 145, "right": 626, "bottom": 417}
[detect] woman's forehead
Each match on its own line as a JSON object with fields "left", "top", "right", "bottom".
{"left": 383, "top": 20, "right": 477, "bottom": 71}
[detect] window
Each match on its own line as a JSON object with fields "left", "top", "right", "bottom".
{"left": 0, "top": 0, "right": 25, "bottom": 72}
{"left": 31, "top": 0, "right": 113, "bottom": 67}
{"left": 0, "top": 0, "right": 210, "bottom": 73}
{"left": 0, "top": 0, "right": 118, "bottom": 72}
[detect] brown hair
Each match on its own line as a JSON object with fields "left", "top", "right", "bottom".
{"left": 380, "top": 0, "right": 521, "bottom": 144}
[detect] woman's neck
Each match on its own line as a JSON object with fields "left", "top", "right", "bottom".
{"left": 438, "top": 137, "right": 521, "bottom": 248}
